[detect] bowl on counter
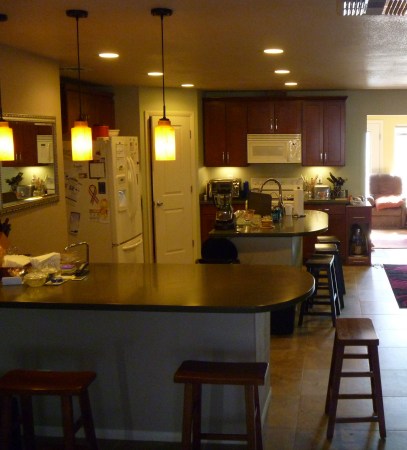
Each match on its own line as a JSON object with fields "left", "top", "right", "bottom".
{"left": 23, "top": 271, "right": 47, "bottom": 287}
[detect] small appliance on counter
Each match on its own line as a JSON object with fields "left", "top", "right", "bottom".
{"left": 213, "top": 184, "right": 236, "bottom": 230}
{"left": 313, "top": 184, "right": 331, "bottom": 200}
{"left": 207, "top": 178, "right": 241, "bottom": 199}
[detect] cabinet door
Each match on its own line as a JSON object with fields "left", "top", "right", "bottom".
{"left": 324, "top": 100, "right": 345, "bottom": 166}
{"left": 247, "top": 101, "right": 274, "bottom": 133}
{"left": 203, "top": 99, "right": 248, "bottom": 167}
{"left": 346, "top": 206, "right": 372, "bottom": 265}
{"left": 226, "top": 101, "right": 248, "bottom": 166}
{"left": 247, "top": 99, "right": 302, "bottom": 134}
{"left": 203, "top": 100, "right": 226, "bottom": 166}
{"left": 4, "top": 121, "right": 38, "bottom": 167}
{"left": 61, "top": 82, "right": 116, "bottom": 140}
{"left": 274, "top": 100, "right": 302, "bottom": 134}
{"left": 302, "top": 101, "right": 324, "bottom": 166}
{"left": 200, "top": 204, "right": 217, "bottom": 244}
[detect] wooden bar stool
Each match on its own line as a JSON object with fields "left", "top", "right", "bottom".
{"left": 314, "top": 242, "right": 346, "bottom": 307}
{"left": 0, "top": 369, "right": 98, "bottom": 450}
{"left": 316, "top": 235, "right": 341, "bottom": 249}
{"left": 298, "top": 255, "right": 340, "bottom": 327}
{"left": 174, "top": 360, "right": 268, "bottom": 450}
{"left": 325, "top": 318, "right": 386, "bottom": 439}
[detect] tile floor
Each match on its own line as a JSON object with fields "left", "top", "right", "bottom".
{"left": 39, "top": 248, "right": 407, "bottom": 449}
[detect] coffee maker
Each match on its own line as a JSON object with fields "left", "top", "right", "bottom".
{"left": 213, "top": 183, "right": 235, "bottom": 230}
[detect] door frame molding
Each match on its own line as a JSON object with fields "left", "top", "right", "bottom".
{"left": 143, "top": 110, "right": 198, "bottom": 263}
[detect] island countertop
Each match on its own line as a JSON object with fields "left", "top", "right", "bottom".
{"left": 210, "top": 209, "right": 328, "bottom": 238}
{"left": 0, "top": 263, "right": 315, "bottom": 313}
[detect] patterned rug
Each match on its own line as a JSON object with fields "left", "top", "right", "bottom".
{"left": 384, "top": 264, "right": 407, "bottom": 308}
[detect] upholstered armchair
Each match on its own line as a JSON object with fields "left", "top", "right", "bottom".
{"left": 368, "top": 174, "right": 406, "bottom": 229}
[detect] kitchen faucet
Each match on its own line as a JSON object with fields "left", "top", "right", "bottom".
{"left": 259, "top": 178, "right": 284, "bottom": 212}
{"left": 64, "top": 241, "right": 89, "bottom": 274}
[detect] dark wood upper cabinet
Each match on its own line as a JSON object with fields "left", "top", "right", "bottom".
{"left": 302, "top": 98, "right": 346, "bottom": 166}
{"left": 60, "top": 79, "right": 115, "bottom": 140}
{"left": 247, "top": 99, "right": 302, "bottom": 134}
{"left": 203, "top": 99, "right": 248, "bottom": 167}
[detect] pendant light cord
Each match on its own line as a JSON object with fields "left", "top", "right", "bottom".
{"left": 0, "top": 81, "right": 3, "bottom": 120}
{"left": 75, "top": 16, "right": 83, "bottom": 121}
{"left": 160, "top": 13, "right": 167, "bottom": 120}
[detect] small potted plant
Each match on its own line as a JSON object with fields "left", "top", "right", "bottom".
{"left": 5, "top": 172, "right": 24, "bottom": 192}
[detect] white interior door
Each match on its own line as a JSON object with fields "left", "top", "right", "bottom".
{"left": 366, "top": 120, "right": 383, "bottom": 194}
{"left": 151, "top": 114, "right": 194, "bottom": 263}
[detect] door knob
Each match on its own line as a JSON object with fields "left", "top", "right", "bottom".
{"left": 156, "top": 201, "right": 163, "bottom": 207}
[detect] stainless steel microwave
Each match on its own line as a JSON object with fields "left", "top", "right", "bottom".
{"left": 247, "top": 134, "right": 302, "bottom": 164}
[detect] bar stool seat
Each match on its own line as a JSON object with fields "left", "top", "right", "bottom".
{"left": 299, "top": 255, "right": 340, "bottom": 327}
{"left": 0, "top": 369, "right": 98, "bottom": 450}
{"left": 316, "top": 235, "right": 341, "bottom": 248}
{"left": 174, "top": 360, "right": 268, "bottom": 450}
{"left": 314, "top": 242, "right": 346, "bottom": 306}
{"left": 325, "top": 318, "right": 386, "bottom": 439}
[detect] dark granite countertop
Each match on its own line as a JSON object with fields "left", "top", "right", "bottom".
{"left": 0, "top": 263, "right": 314, "bottom": 313}
{"left": 210, "top": 209, "right": 328, "bottom": 238}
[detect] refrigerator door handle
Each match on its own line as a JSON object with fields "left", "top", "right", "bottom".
{"left": 122, "top": 240, "right": 142, "bottom": 251}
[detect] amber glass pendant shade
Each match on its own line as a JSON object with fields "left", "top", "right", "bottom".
{"left": 0, "top": 121, "right": 14, "bottom": 161}
{"left": 71, "top": 120, "right": 93, "bottom": 161}
{"left": 155, "top": 118, "right": 175, "bottom": 161}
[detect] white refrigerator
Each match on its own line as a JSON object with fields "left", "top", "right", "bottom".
{"left": 64, "top": 136, "right": 144, "bottom": 263}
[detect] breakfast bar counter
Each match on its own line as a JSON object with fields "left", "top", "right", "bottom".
{"left": 0, "top": 263, "right": 314, "bottom": 442}
{"left": 210, "top": 209, "right": 329, "bottom": 266}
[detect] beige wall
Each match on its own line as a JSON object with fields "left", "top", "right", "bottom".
{"left": 0, "top": 45, "right": 68, "bottom": 256}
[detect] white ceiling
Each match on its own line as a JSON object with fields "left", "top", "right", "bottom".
{"left": 1, "top": 0, "right": 407, "bottom": 91}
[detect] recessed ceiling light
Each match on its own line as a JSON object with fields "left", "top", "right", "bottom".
{"left": 275, "top": 69, "right": 290, "bottom": 74}
{"left": 285, "top": 82, "right": 298, "bottom": 86}
{"left": 148, "top": 72, "right": 163, "bottom": 77}
{"left": 99, "top": 52, "right": 119, "bottom": 59}
{"left": 264, "top": 48, "right": 284, "bottom": 55}
{"left": 181, "top": 84, "right": 194, "bottom": 88}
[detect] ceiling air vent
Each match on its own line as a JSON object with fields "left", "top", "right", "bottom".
{"left": 338, "top": 1, "right": 407, "bottom": 15}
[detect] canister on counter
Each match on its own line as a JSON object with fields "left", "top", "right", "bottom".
{"left": 272, "top": 206, "right": 282, "bottom": 223}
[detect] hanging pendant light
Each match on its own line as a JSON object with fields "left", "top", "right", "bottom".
{"left": 0, "top": 15, "right": 14, "bottom": 161}
{"left": 151, "top": 8, "right": 176, "bottom": 161}
{"left": 66, "top": 9, "right": 93, "bottom": 161}
{"left": 0, "top": 86, "right": 14, "bottom": 162}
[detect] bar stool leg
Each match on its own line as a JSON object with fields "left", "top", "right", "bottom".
{"left": 254, "top": 386, "right": 263, "bottom": 450}
{"left": 245, "top": 385, "right": 256, "bottom": 450}
{"left": 181, "top": 383, "right": 194, "bottom": 450}
{"left": 370, "top": 346, "right": 386, "bottom": 438}
{"left": 20, "top": 395, "right": 35, "bottom": 450}
{"left": 326, "top": 343, "right": 345, "bottom": 439}
{"left": 61, "top": 395, "right": 76, "bottom": 450}
{"left": 0, "top": 395, "right": 13, "bottom": 450}
{"left": 192, "top": 384, "right": 201, "bottom": 450}
{"left": 79, "top": 390, "right": 98, "bottom": 450}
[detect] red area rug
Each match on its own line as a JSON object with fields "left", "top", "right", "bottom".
{"left": 384, "top": 265, "right": 407, "bottom": 308}
{"left": 371, "top": 230, "right": 407, "bottom": 249}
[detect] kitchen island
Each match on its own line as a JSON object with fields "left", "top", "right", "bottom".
{"left": 210, "top": 209, "right": 328, "bottom": 266}
{"left": 0, "top": 263, "right": 314, "bottom": 442}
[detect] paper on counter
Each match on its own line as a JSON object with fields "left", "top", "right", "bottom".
{"left": 293, "top": 187, "right": 304, "bottom": 216}
{"left": 2, "top": 254, "right": 31, "bottom": 267}
{"left": 30, "top": 252, "right": 61, "bottom": 269}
